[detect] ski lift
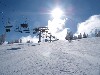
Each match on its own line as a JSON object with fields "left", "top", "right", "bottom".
{"left": 48, "top": 33, "right": 51, "bottom": 34}
{"left": 52, "top": 36, "right": 55, "bottom": 38}
{"left": 4, "top": 26, "right": 13, "bottom": 28}
{"left": 33, "top": 27, "right": 49, "bottom": 43}
{"left": 38, "top": 27, "right": 48, "bottom": 30}
{"left": 33, "top": 28, "right": 39, "bottom": 32}
{"left": 25, "top": 32, "right": 30, "bottom": 33}
{"left": 33, "top": 28, "right": 39, "bottom": 34}
{"left": 33, "top": 27, "right": 48, "bottom": 34}
{"left": 23, "top": 30, "right": 30, "bottom": 33}
{"left": 20, "top": 23, "right": 28, "bottom": 28}
{"left": 23, "top": 28, "right": 30, "bottom": 31}
{"left": 15, "top": 30, "right": 22, "bottom": 33}
{"left": 20, "top": 18, "right": 29, "bottom": 28}
{"left": 39, "top": 27, "right": 49, "bottom": 33}
{"left": 15, "top": 26, "right": 22, "bottom": 33}
{"left": 23, "top": 29, "right": 29, "bottom": 31}
{"left": 6, "top": 29, "right": 10, "bottom": 32}
{"left": 41, "top": 29, "right": 46, "bottom": 33}
{"left": 23, "top": 27, "right": 30, "bottom": 33}
{"left": 4, "top": 18, "right": 13, "bottom": 32}
{"left": 45, "top": 39, "right": 48, "bottom": 42}
{"left": 33, "top": 31, "right": 37, "bottom": 34}
{"left": 46, "top": 31, "right": 48, "bottom": 33}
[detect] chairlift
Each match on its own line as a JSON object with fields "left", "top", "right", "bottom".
{"left": 4, "top": 21, "right": 13, "bottom": 28}
{"left": 15, "top": 30, "right": 22, "bottom": 33}
{"left": 41, "top": 29, "right": 46, "bottom": 33}
{"left": 23, "top": 29, "right": 30, "bottom": 31}
{"left": 5, "top": 26, "right": 12, "bottom": 32}
{"left": 33, "top": 28, "right": 39, "bottom": 32}
{"left": 15, "top": 26, "right": 19, "bottom": 30}
{"left": 25, "top": 32, "right": 30, "bottom": 33}
{"left": 46, "top": 31, "right": 48, "bottom": 33}
{"left": 23, "top": 27, "right": 30, "bottom": 33}
{"left": 23, "top": 28, "right": 30, "bottom": 31}
{"left": 33, "top": 27, "right": 49, "bottom": 43}
{"left": 43, "top": 34, "right": 45, "bottom": 35}
{"left": 4, "top": 18, "right": 13, "bottom": 32}
{"left": 38, "top": 27, "right": 48, "bottom": 29}
{"left": 20, "top": 23, "right": 28, "bottom": 28}
{"left": 45, "top": 39, "right": 48, "bottom": 42}
{"left": 4, "top": 26, "right": 13, "bottom": 28}
{"left": 33, "top": 32, "right": 37, "bottom": 34}
{"left": 15, "top": 26, "right": 22, "bottom": 33}
{"left": 6, "top": 29, "right": 10, "bottom": 32}
{"left": 52, "top": 36, "right": 55, "bottom": 38}
{"left": 48, "top": 33, "right": 51, "bottom": 34}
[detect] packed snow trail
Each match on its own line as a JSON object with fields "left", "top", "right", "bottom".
{"left": 0, "top": 37, "right": 100, "bottom": 75}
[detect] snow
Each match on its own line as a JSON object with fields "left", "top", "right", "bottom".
{"left": 0, "top": 37, "right": 100, "bottom": 75}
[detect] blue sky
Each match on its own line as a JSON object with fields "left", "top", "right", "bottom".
{"left": 0, "top": 0, "right": 100, "bottom": 41}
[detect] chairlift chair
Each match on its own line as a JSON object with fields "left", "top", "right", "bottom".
{"left": 23, "top": 28, "right": 30, "bottom": 31}
{"left": 23, "top": 30, "right": 30, "bottom": 31}
{"left": 4, "top": 26, "right": 13, "bottom": 28}
{"left": 15, "top": 30, "right": 22, "bottom": 33}
{"left": 5, "top": 26, "right": 12, "bottom": 32}
{"left": 15, "top": 26, "right": 22, "bottom": 33}
{"left": 33, "top": 32, "right": 37, "bottom": 34}
{"left": 6, "top": 29, "right": 10, "bottom": 32}
{"left": 48, "top": 33, "right": 51, "bottom": 34}
{"left": 41, "top": 29, "right": 46, "bottom": 33}
{"left": 25, "top": 32, "right": 30, "bottom": 33}
{"left": 4, "top": 18, "right": 13, "bottom": 32}
{"left": 20, "top": 23, "right": 28, "bottom": 28}
{"left": 33, "top": 28, "right": 39, "bottom": 32}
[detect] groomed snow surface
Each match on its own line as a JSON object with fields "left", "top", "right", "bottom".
{"left": 0, "top": 37, "right": 100, "bottom": 75}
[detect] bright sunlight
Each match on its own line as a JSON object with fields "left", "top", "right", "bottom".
{"left": 51, "top": 7, "right": 63, "bottom": 19}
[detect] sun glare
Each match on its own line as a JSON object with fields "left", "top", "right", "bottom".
{"left": 48, "top": 7, "right": 67, "bottom": 40}
{"left": 51, "top": 7, "right": 63, "bottom": 19}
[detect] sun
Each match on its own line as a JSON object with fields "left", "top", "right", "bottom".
{"left": 51, "top": 7, "right": 63, "bottom": 19}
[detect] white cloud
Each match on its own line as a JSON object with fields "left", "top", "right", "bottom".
{"left": 21, "top": 35, "right": 38, "bottom": 43}
{"left": 75, "top": 15, "right": 100, "bottom": 36}
{"left": 48, "top": 18, "right": 68, "bottom": 40}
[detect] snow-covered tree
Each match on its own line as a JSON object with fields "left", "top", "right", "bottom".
{"left": 98, "top": 31, "right": 100, "bottom": 37}
{"left": 0, "top": 34, "right": 6, "bottom": 45}
{"left": 78, "top": 33, "right": 82, "bottom": 39}
{"left": 65, "top": 31, "right": 73, "bottom": 42}
{"left": 19, "top": 39, "right": 22, "bottom": 43}
{"left": 83, "top": 32, "right": 87, "bottom": 38}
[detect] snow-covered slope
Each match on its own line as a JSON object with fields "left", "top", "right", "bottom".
{"left": 0, "top": 37, "right": 100, "bottom": 75}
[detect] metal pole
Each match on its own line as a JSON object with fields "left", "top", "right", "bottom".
{"left": 38, "top": 31, "right": 41, "bottom": 43}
